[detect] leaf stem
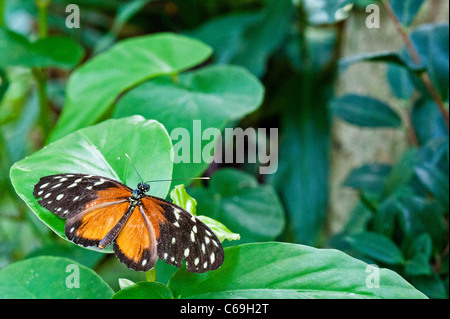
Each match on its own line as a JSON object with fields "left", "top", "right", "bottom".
{"left": 33, "top": 0, "right": 51, "bottom": 139}
{"left": 145, "top": 267, "right": 157, "bottom": 282}
{"left": 35, "top": 0, "right": 50, "bottom": 38}
{"left": 0, "top": 0, "right": 6, "bottom": 27}
{"left": 383, "top": 0, "right": 449, "bottom": 129}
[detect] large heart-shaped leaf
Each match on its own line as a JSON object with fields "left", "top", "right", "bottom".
{"left": 48, "top": 33, "right": 212, "bottom": 142}
{"left": 113, "top": 65, "right": 264, "bottom": 180}
{"left": 0, "top": 27, "right": 84, "bottom": 69}
{"left": 190, "top": 169, "right": 285, "bottom": 243}
{"left": 0, "top": 256, "right": 113, "bottom": 299}
{"left": 168, "top": 242, "right": 426, "bottom": 299}
{"left": 10, "top": 116, "right": 173, "bottom": 246}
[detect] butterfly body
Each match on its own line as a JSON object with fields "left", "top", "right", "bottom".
{"left": 33, "top": 174, "right": 224, "bottom": 272}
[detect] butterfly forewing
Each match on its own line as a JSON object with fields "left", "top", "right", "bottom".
{"left": 33, "top": 174, "right": 132, "bottom": 219}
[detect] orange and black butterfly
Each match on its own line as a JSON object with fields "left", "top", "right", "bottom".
{"left": 33, "top": 173, "right": 224, "bottom": 272}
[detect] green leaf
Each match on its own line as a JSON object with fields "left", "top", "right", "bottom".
{"left": 10, "top": 116, "right": 173, "bottom": 248}
{"left": 196, "top": 215, "right": 241, "bottom": 243}
{"left": 0, "top": 256, "right": 113, "bottom": 298}
{"left": 391, "top": 0, "right": 426, "bottom": 26}
{"left": 170, "top": 184, "right": 240, "bottom": 243}
{"left": 344, "top": 232, "right": 405, "bottom": 265}
{"left": 331, "top": 94, "right": 402, "bottom": 128}
{"left": 190, "top": 0, "right": 291, "bottom": 77}
{"left": 409, "top": 23, "right": 449, "bottom": 101}
{"left": 114, "top": 65, "right": 264, "bottom": 180}
{"left": 405, "top": 234, "right": 432, "bottom": 276}
{"left": 395, "top": 190, "right": 447, "bottom": 250}
{"left": 340, "top": 51, "right": 424, "bottom": 73}
{"left": 411, "top": 98, "right": 448, "bottom": 145}
{"left": 414, "top": 162, "right": 449, "bottom": 209}
{"left": 170, "top": 184, "right": 198, "bottom": 216}
{"left": 270, "top": 74, "right": 331, "bottom": 245}
{"left": 26, "top": 242, "right": 104, "bottom": 269}
{"left": 190, "top": 169, "right": 285, "bottom": 243}
{"left": 387, "top": 64, "right": 415, "bottom": 99}
{"left": 48, "top": 33, "right": 212, "bottom": 142}
{"left": 0, "top": 28, "right": 84, "bottom": 69}
{"left": 344, "top": 163, "right": 392, "bottom": 193}
{"left": 302, "top": 0, "right": 354, "bottom": 25}
{"left": 112, "top": 282, "right": 174, "bottom": 299}
{"left": 168, "top": 242, "right": 426, "bottom": 299}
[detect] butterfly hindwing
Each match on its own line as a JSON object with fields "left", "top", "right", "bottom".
{"left": 65, "top": 200, "right": 129, "bottom": 248}
{"left": 141, "top": 197, "right": 225, "bottom": 273}
{"left": 113, "top": 205, "right": 158, "bottom": 271}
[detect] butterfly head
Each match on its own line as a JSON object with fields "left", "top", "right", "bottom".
{"left": 137, "top": 182, "right": 150, "bottom": 194}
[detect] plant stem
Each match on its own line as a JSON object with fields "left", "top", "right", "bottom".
{"left": 0, "top": 0, "right": 6, "bottom": 27}
{"left": 33, "top": 0, "right": 51, "bottom": 139}
{"left": 35, "top": 0, "right": 50, "bottom": 38}
{"left": 33, "top": 68, "right": 51, "bottom": 136}
{"left": 383, "top": 0, "right": 449, "bottom": 130}
{"left": 145, "top": 267, "right": 157, "bottom": 282}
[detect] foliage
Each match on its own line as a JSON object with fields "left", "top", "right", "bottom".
{"left": 0, "top": 0, "right": 447, "bottom": 299}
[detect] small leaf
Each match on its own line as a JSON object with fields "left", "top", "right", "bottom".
{"left": 340, "top": 51, "right": 424, "bottom": 73}
{"left": 0, "top": 256, "right": 113, "bottom": 298}
{"left": 405, "top": 234, "right": 432, "bottom": 276}
{"left": 344, "top": 163, "right": 392, "bottom": 193}
{"left": 411, "top": 98, "right": 448, "bottom": 145}
{"left": 196, "top": 215, "right": 241, "bottom": 243}
{"left": 302, "top": 0, "right": 354, "bottom": 25}
{"left": 344, "top": 232, "right": 405, "bottom": 265}
{"left": 112, "top": 282, "right": 174, "bottom": 299}
{"left": 118, "top": 278, "right": 135, "bottom": 290}
{"left": 331, "top": 94, "right": 402, "bottom": 128}
{"left": 170, "top": 183, "right": 240, "bottom": 243}
{"left": 414, "top": 162, "right": 449, "bottom": 209}
{"left": 170, "top": 184, "right": 198, "bottom": 216}
{"left": 391, "top": 0, "right": 426, "bottom": 26}
{"left": 409, "top": 23, "right": 449, "bottom": 101}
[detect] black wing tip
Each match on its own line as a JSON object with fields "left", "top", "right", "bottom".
{"left": 113, "top": 242, "right": 158, "bottom": 272}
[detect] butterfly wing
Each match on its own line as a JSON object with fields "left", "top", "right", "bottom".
{"left": 140, "top": 196, "right": 224, "bottom": 273}
{"left": 113, "top": 205, "right": 158, "bottom": 271}
{"left": 34, "top": 174, "right": 133, "bottom": 248}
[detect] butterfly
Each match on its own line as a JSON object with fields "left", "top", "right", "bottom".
{"left": 33, "top": 173, "right": 224, "bottom": 273}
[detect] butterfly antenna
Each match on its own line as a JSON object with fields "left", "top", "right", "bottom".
{"left": 144, "top": 177, "right": 210, "bottom": 184}
{"left": 125, "top": 153, "right": 144, "bottom": 184}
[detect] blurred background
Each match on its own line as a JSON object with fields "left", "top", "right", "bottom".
{"left": 0, "top": 0, "right": 448, "bottom": 298}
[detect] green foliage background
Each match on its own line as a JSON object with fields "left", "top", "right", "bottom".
{"left": 0, "top": 0, "right": 448, "bottom": 299}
